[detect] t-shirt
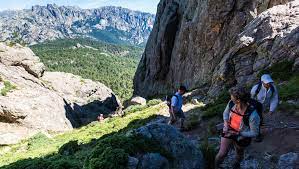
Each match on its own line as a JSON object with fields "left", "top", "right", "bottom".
{"left": 171, "top": 92, "right": 183, "bottom": 111}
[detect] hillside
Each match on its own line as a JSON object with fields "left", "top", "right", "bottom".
{"left": 30, "top": 38, "right": 143, "bottom": 101}
{"left": 0, "top": 4, "right": 155, "bottom": 45}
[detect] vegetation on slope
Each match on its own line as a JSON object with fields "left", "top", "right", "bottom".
{"left": 0, "top": 102, "right": 165, "bottom": 169}
{"left": 30, "top": 38, "right": 143, "bottom": 101}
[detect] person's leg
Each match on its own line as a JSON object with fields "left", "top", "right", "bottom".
{"left": 180, "top": 118, "right": 185, "bottom": 130}
{"left": 168, "top": 109, "right": 176, "bottom": 125}
{"left": 215, "top": 137, "right": 233, "bottom": 168}
{"left": 232, "top": 142, "right": 245, "bottom": 169}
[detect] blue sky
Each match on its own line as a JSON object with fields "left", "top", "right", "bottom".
{"left": 0, "top": 0, "right": 160, "bottom": 13}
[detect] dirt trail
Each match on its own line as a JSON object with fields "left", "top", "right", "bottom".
{"left": 157, "top": 102, "right": 299, "bottom": 168}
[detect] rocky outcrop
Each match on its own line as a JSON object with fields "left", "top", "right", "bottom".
{"left": 131, "top": 123, "right": 204, "bottom": 169}
{"left": 0, "top": 43, "right": 122, "bottom": 145}
{"left": 0, "top": 4, "right": 155, "bottom": 45}
{"left": 211, "top": 1, "right": 299, "bottom": 95}
{"left": 130, "top": 96, "right": 147, "bottom": 106}
{"left": 134, "top": 0, "right": 297, "bottom": 98}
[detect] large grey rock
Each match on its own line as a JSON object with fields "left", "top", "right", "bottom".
{"left": 0, "top": 43, "right": 122, "bottom": 145}
{"left": 0, "top": 43, "right": 45, "bottom": 77}
{"left": 128, "top": 156, "right": 139, "bottom": 169}
{"left": 137, "top": 153, "right": 169, "bottom": 169}
{"left": 0, "top": 5, "right": 154, "bottom": 45}
{"left": 130, "top": 96, "right": 147, "bottom": 106}
{"left": 278, "top": 152, "right": 298, "bottom": 169}
{"left": 133, "top": 0, "right": 295, "bottom": 98}
{"left": 133, "top": 123, "right": 204, "bottom": 169}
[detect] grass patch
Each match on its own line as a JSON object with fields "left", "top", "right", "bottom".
{"left": 0, "top": 104, "right": 165, "bottom": 168}
{"left": 147, "top": 99, "right": 162, "bottom": 107}
{"left": 278, "top": 102, "right": 299, "bottom": 116}
{"left": 1, "top": 80, "right": 17, "bottom": 96}
{"left": 200, "top": 91, "right": 230, "bottom": 119}
{"left": 278, "top": 75, "right": 299, "bottom": 100}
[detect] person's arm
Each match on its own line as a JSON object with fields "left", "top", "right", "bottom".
{"left": 250, "top": 85, "right": 258, "bottom": 99}
{"left": 269, "top": 85, "right": 279, "bottom": 113}
{"left": 223, "top": 102, "right": 231, "bottom": 131}
{"left": 170, "top": 96, "right": 178, "bottom": 119}
{"left": 240, "top": 110, "right": 260, "bottom": 138}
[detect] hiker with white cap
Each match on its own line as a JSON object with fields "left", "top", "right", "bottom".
{"left": 250, "top": 74, "right": 279, "bottom": 141}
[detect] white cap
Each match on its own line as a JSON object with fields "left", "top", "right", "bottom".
{"left": 261, "top": 74, "right": 274, "bottom": 84}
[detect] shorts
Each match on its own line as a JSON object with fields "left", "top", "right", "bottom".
{"left": 174, "top": 109, "right": 185, "bottom": 119}
{"left": 221, "top": 132, "right": 251, "bottom": 147}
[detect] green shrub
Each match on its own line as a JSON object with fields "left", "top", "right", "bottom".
{"left": 58, "top": 140, "right": 80, "bottom": 156}
{"left": 27, "top": 133, "right": 51, "bottom": 151}
{"left": 124, "top": 104, "right": 148, "bottom": 114}
{"left": 200, "top": 91, "right": 229, "bottom": 119}
{"left": 258, "top": 61, "right": 294, "bottom": 81}
{"left": 185, "top": 113, "right": 201, "bottom": 130}
{"left": 278, "top": 75, "right": 299, "bottom": 100}
{"left": 147, "top": 99, "right": 162, "bottom": 106}
{"left": 199, "top": 138, "right": 217, "bottom": 169}
{"left": 1, "top": 80, "right": 17, "bottom": 96}
{"left": 84, "top": 134, "right": 171, "bottom": 169}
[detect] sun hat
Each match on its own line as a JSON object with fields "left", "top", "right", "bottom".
{"left": 261, "top": 74, "right": 274, "bottom": 84}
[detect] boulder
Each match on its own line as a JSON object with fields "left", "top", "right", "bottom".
{"left": 0, "top": 43, "right": 122, "bottom": 145}
{"left": 137, "top": 153, "right": 169, "bottom": 169}
{"left": 130, "top": 96, "right": 147, "bottom": 106}
{"left": 133, "top": 123, "right": 204, "bottom": 169}
{"left": 278, "top": 152, "right": 298, "bottom": 169}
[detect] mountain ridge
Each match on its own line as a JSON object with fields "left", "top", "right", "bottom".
{"left": 0, "top": 4, "right": 155, "bottom": 45}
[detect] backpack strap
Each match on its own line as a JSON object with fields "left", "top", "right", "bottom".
{"left": 242, "top": 105, "right": 255, "bottom": 126}
{"left": 229, "top": 100, "right": 255, "bottom": 127}
{"left": 255, "top": 82, "right": 276, "bottom": 98}
{"left": 228, "top": 100, "right": 235, "bottom": 110}
{"left": 254, "top": 82, "right": 262, "bottom": 98}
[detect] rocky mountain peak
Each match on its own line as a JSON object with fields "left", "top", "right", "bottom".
{"left": 0, "top": 4, "right": 155, "bottom": 45}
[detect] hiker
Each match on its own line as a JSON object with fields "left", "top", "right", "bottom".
{"left": 215, "top": 86, "right": 260, "bottom": 169}
{"left": 167, "top": 85, "right": 187, "bottom": 130}
{"left": 97, "top": 114, "right": 104, "bottom": 123}
{"left": 250, "top": 74, "right": 279, "bottom": 141}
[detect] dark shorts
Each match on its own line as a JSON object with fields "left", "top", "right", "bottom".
{"left": 221, "top": 132, "right": 251, "bottom": 147}
{"left": 174, "top": 109, "right": 185, "bottom": 119}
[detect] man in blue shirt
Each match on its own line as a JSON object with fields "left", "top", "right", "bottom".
{"left": 168, "top": 85, "right": 187, "bottom": 130}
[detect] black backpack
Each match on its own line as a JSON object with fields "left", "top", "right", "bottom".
{"left": 228, "top": 99, "right": 263, "bottom": 127}
{"left": 254, "top": 82, "right": 275, "bottom": 98}
{"left": 166, "top": 94, "right": 179, "bottom": 108}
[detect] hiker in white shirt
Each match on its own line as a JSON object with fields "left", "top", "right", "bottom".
{"left": 250, "top": 74, "right": 279, "bottom": 116}
{"left": 250, "top": 74, "right": 279, "bottom": 142}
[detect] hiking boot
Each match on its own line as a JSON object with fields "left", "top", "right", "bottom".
{"left": 254, "top": 134, "right": 263, "bottom": 142}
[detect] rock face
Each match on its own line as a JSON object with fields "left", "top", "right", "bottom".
{"left": 0, "top": 4, "right": 155, "bottom": 45}
{"left": 131, "top": 123, "right": 204, "bottom": 169}
{"left": 0, "top": 43, "right": 122, "bottom": 145}
{"left": 134, "top": 0, "right": 297, "bottom": 98}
